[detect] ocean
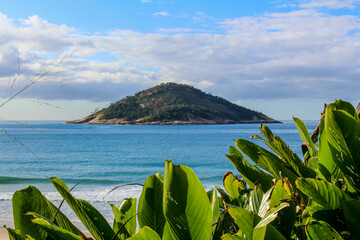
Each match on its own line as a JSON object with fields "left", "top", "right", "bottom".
{"left": 0, "top": 121, "right": 317, "bottom": 229}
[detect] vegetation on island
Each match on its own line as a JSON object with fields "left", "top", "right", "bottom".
{"left": 5, "top": 100, "right": 360, "bottom": 239}
{"left": 68, "top": 83, "right": 278, "bottom": 124}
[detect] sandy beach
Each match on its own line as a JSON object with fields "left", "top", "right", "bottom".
{"left": 0, "top": 230, "right": 9, "bottom": 240}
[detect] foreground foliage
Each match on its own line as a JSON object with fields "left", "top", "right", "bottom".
{"left": 4, "top": 100, "right": 360, "bottom": 239}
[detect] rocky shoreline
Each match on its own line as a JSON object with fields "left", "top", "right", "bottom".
{"left": 66, "top": 114, "right": 281, "bottom": 125}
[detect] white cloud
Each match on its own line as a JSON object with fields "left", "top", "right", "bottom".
{"left": 153, "top": 11, "right": 170, "bottom": 17}
{"left": 1, "top": 8, "right": 360, "bottom": 107}
{"left": 300, "top": 0, "right": 360, "bottom": 9}
{"left": 140, "top": 0, "right": 152, "bottom": 2}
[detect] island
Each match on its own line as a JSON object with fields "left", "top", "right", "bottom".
{"left": 67, "top": 83, "right": 280, "bottom": 124}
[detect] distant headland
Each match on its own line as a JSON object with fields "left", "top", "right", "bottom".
{"left": 67, "top": 83, "right": 280, "bottom": 125}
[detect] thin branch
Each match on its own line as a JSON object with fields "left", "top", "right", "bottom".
{"left": 212, "top": 217, "right": 232, "bottom": 227}
{"left": 111, "top": 212, "right": 141, "bottom": 240}
{"left": 53, "top": 183, "right": 79, "bottom": 218}
{"left": 103, "top": 183, "right": 144, "bottom": 200}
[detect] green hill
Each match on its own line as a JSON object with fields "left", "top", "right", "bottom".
{"left": 67, "top": 83, "right": 279, "bottom": 124}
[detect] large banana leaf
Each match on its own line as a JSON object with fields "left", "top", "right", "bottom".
{"left": 248, "top": 185, "right": 263, "bottom": 215}
{"left": 305, "top": 220, "right": 342, "bottom": 240}
{"left": 138, "top": 173, "right": 165, "bottom": 237}
{"left": 268, "top": 181, "right": 296, "bottom": 238}
{"left": 296, "top": 178, "right": 350, "bottom": 210}
{"left": 258, "top": 187, "right": 273, "bottom": 218}
{"left": 163, "top": 160, "right": 212, "bottom": 240}
{"left": 50, "top": 177, "right": 115, "bottom": 240}
{"left": 293, "top": 117, "right": 317, "bottom": 156}
{"left": 322, "top": 105, "right": 360, "bottom": 191}
{"left": 223, "top": 172, "right": 243, "bottom": 199}
{"left": 127, "top": 226, "right": 161, "bottom": 240}
{"left": 235, "top": 139, "right": 297, "bottom": 185}
{"left": 221, "top": 234, "right": 246, "bottom": 240}
{"left": 12, "top": 185, "right": 83, "bottom": 239}
{"left": 4, "top": 226, "right": 35, "bottom": 240}
{"left": 254, "top": 124, "right": 306, "bottom": 177}
{"left": 111, "top": 198, "right": 137, "bottom": 239}
{"left": 227, "top": 147, "right": 274, "bottom": 192}
{"left": 228, "top": 207, "right": 286, "bottom": 240}
{"left": 207, "top": 188, "right": 220, "bottom": 234}
{"left": 342, "top": 199, "right": 360, "bottom": 238}
{"left": 29, "top": 213, "right": 84, "bottom": 240}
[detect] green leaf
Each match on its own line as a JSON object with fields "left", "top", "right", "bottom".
{"left": 258, "top": 125, "right": 308, "bottom": 178}
{"left": 293, "top": 117, "right": 317, "bottom": 156}
{"left": 255, "top": 203, "right": 289, "bottom": 229}
{"left": 342, "top": 199, "right": 360, "bottom": 238}
{"left": 228, "top": 207, "right": 286, "bottom": 240}
{"left": 4, "top": 226, "right": 35, "bottom": 240}
{"left": 163, "top": 160, "right": 212, "bottom": 240}
{"left": 331, "top": 99, "right": 359, "bottom": 120}
{"left": 296, "top": 178, "right": 350, "bottom": 210}
{"left": 323, "top": 106, "right": 360, "bottom": 191}
{"left": 318, "top": 115, "right": 342, "bottom": 181}
{"left": 12, "top": 185, "right": 83, "bottom": 239}
{"left": 50, "top": 177, "right": 114, "bottom": 240}
{"left": 221, "top": 234, "right": 246, "bottom": 240}
{"left": 248, "top": 185, "right": 263, "bottom": 215}
{"left": 111, "top": 198, "right": 137, "bottom": 239}
{"left": 258, "top": 186, "right": 273, "bottom": 218}
{"left": 228, "top": 207, "right": 260, "bottom": 240}
{"left": 216, "top": 187, "right": 232, "bottom": 204}
{"left": 227, "top": 147, "right": 274, "bottom": 192}
{"left": 306, "top": 220, "right": 342, "bottom": 240}
{"left": 207, "top": 188, "right": 220, "bottom": 234}
{"left": 138, "top": 173, "right": 165, "bottom": 237}
{"left": 235, "top": 139, "right": 298, "bottom": 186}
{"left": 29, "top": 213, "right": 83, "bottom": 240}
{"left": 268, "top": 181, "right": 296, "bottom": 239}
{"left": 223, "top": 172, "right": 241, "bottom": 199}
{"left": 127, "top": 226, "right": 161, "bottom": 240}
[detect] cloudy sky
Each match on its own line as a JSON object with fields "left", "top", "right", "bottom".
{"left": 0, "top": 0, "right": 359, "bottom": 120}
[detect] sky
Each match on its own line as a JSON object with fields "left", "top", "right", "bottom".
{"left": 0, "top": 0, "right": 359, "bottom": 121}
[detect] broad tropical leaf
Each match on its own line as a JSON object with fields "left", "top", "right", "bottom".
{"left": 293, "top": 117, "right": 317, "bottom": 156}
{"left": 12, "top": 185, "right": 83, "bottom": 239}
{"left": 235, "top": 139, "right": 297, "bottom": 185}
{"left": 4, "top": 226, "right": 35, "bottom": 240}
{"left": 138, "top": 173, "right": 165, "bottom": 237}
{"left": 227, "top": 147, "right": 274, "bottom": 192}
{"left": 207, "top": 188, "right": 220, "bottom": 234}
{"left": 322, "top": 106, "right": 360, "bottom": 191}
{"left": 127, "top": 226, "right": 161, "bottom": 240}
{"left": 296, "top": 178, "right": 350, "bottom": 210}
{"left": 255, "top": 203, "right": 289, "bottom": 229}
{"left": 111, "top": 198, "right": 137, "bottom": 239}
{"left": 306, "top": 220, "right": 342, "bottom": 240}
{"left": 221, "top": 234, "right": 246, "bottom": 240}
{"left": 223, "top": 172, "right": 243, "bottom": 199}
{"left": 248, "top": 185, "right": 263, "bottom": 215}
{"left": 343, "top": 199, "right": 360, "bottom": 238}
{"left": 163, "top": 160, "right": 212, "bottom": 240}
{"left": 50, "top": 177, "right": 114, "bottom": 240}
{"left": 29, "top": 213, "right": 83, "bottom": 240}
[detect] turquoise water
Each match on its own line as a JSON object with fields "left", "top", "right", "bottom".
{"left": 0, "top": 121, "right": 317, "bottom": 227}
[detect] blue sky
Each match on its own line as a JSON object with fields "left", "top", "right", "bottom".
{"left": 0, "top": 0, "right": 359, "bottom": 120}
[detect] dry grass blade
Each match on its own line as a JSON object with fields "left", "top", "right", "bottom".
{"left": 0, "top": 49, "right": 76, "bottom": 109}
{"left": 103, "top": 183, "right": 144, "bottom": 200}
